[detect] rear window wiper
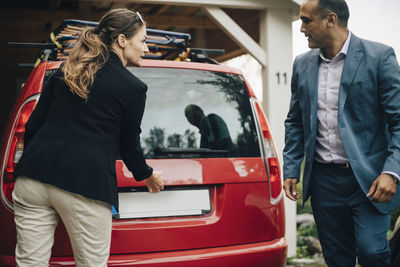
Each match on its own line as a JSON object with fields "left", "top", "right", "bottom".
{"left": 153, "top": 146, "right": 229, "bottom": 155}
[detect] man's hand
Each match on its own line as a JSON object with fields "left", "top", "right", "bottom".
{"left": 367, "top": 173, "right": 397, "bottom": 202}
{"left": 145, "top": 171, "right": 164, "bottom": 193}
{"left": 283, "top": 178, "right": 301, "bottom": 201}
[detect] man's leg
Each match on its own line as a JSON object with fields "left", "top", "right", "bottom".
{"left": 350, "top": 188, "right": 391, "bottom": 267}
{"left": 310, "top": 163, "right": 358, "bottom": 267}
{"left": 48, "top": 185, "right": 112, "bottom": 267}
{"left": 12, "top": 176, "right": 59, "bottom": 267}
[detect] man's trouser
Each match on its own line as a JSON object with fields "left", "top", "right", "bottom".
{"left": 310, "top": 162, "right": 391, "bottom": 267}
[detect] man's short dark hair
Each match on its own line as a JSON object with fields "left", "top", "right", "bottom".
{"left": 316, "top": 0, "right": 350, "bottom": 27}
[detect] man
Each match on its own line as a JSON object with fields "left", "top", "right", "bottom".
{"left": 283, "top": 0, "right": 400, "bottom": 266}
{"left": 184, "top": 104, "right": 233, "bottom": 150}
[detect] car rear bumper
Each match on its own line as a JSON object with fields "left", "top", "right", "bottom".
{"left": 0, "top": 238, "right": 287, "bottom": 267}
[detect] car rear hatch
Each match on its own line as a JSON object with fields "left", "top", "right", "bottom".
{"left": 105, "top": 65, "right": 281, "bottom": 254}
{"left": 24, "top": 63, "right": 283, "bottom": 256}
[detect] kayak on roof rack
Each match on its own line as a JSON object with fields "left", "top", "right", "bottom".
{"left": 9, "top": 19, "right": 224, "bottom": 67}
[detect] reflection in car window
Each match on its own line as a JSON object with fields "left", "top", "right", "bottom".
{"left": 129, "top": 67, "right": 260, "bottom": 158}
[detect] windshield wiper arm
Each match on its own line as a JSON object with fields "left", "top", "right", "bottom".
{"left": 153, "top": 146, "right": 229, "bottom": 154}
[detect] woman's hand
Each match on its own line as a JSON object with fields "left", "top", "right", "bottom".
{"left": 145, "top": 171, "right": 164, "bottom": 193}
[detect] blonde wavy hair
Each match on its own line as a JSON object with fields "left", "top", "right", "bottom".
{"left": 62, "top": 8, "right": 145, "bottom": 100}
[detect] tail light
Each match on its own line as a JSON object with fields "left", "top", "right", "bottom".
{"left": 1, "top": 95, "right": 38, "bottom": 209}
{"left": 253, "top": 100, "right": 283, "bottom": 204}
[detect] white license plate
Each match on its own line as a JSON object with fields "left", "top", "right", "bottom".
{"left": 116, "top": 189, "right": 211, "bottom": 219}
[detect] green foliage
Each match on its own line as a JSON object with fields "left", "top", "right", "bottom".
{"left": 296, "top": 245, "right": 312, "bottom": 259}
{"left": 388, "top": 229, "right": 393, "bottom": 238}
{"left": 297, "top": 223, "right": 319, "bottom": 239}
{"left": 292, "top": 222, "right": 320, "bottom": 260}
{"left": 391, "top": 205, "right": 400, "bottom": 230}
{"left": 296, "top": 180, "right": 313, "bottom": 215}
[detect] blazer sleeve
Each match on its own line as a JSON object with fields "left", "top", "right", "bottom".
{"left": 283, "top": 57, "right": 305, "bottom": 180}
{"left": 378, "top": 47, "right": 400, "bottom": 176}
{"left": 119, "top": 84, "right": 153, "bottom": 181}
{"left": 23, "top": 71, "right": 56, "bottom": 148}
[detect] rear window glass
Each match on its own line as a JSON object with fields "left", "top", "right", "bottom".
{"left": 129, "top": 67, "right": 260, "bottom": 158}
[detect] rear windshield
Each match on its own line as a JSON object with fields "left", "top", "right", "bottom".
{"left": 129, "top": 67, "right": 260, "bottom": 159}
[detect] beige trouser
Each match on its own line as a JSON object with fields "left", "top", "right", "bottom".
{"left": 12, "top": 176, "right": 112, "bottom": 267}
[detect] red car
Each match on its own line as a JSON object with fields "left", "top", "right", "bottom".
{"left": 0, "top": 22, "right": 286, "bottom": 266}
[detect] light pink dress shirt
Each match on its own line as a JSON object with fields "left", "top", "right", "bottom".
{"left": 314, "top": 32, "right": 399, "bottom": 182}
{"left": 314, "top": 32, "right": 351, "bottom": 163}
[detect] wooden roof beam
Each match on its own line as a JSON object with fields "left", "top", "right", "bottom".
{"left": 146, "top": 14, "right": 216, "bottom": 29}
{"left": 85, "top": 0, "right": 300, "bottom": 11}
{"left": 155, "top": 4, "right": 171, "bottom": 14}
{"left": 1, "top": 8, "right": 217, "bottom": 30}
{"left": 202, "top": 6, "right": 266, "bottom": 66}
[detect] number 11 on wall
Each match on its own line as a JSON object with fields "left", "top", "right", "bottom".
{"left": 276, "top": 72, "right": 287, "bottom": 85}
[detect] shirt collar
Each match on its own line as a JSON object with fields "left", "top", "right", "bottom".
{"left": 319, "top": 31, "right": 351, "bottom": 62}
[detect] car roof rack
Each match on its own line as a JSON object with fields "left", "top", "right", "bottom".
{"left": 9, "top": 19, "right": 225, "bottom": 67}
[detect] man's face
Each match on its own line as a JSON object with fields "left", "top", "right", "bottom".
{"left": 299, "top": 0, "right": 330, "bottom": 49}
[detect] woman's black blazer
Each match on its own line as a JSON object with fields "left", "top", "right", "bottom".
{"left": 14, "top": 52, "right": 153, "bottom": 209}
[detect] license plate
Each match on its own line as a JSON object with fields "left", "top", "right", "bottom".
{"left": 115, "top": 189, "right": 211, "bottom": 219}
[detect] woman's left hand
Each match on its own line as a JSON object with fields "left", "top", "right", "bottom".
{"left": 145, "top": 171, "right": 164, "bottom": 193}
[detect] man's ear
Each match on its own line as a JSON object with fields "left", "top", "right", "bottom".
{"left": 327, "top": 13, "right": 337, "bottom": 27}
{"left": 117, "top": 34, "right": 126, "bottom": 48}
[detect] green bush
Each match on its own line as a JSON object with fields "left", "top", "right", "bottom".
{"left": 293, "top": 222, "right": 320, "bottom": 260}
{"left": 296, "top": 245, "right": 311, "bottom": 259}
{"left": 297, "top": 223, "right": 319, "bottom": 239}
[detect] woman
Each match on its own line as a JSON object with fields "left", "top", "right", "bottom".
{"left": 13, "top": 8, "right": 163, "bottom": 266}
